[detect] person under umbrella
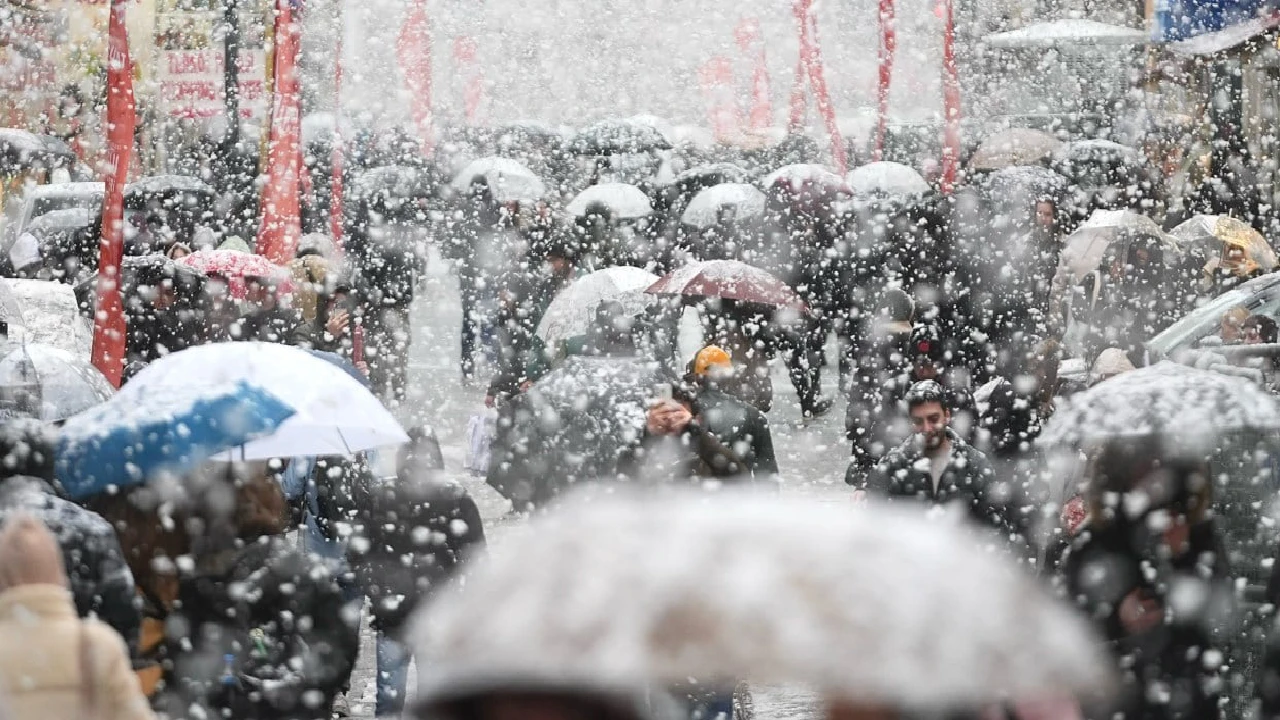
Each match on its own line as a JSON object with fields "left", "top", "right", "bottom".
{"left": 845, "top": 289, "right": 917, "bottom": 483}
{"left": 1059, "top": 436, "right": 1232, "bottom": 720}
{"left": 625, "top": 346, "right": 777, "bottom": 485}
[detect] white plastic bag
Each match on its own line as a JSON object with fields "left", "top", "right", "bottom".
{"left": 464, "top": 410, "right": 496, "bottom": 477}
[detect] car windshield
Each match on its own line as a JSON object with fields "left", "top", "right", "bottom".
{"left": 1148, "top": 284, "right": 1265, "bottom": 355}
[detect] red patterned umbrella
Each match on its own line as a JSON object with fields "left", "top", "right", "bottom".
{"left": 646, "top": 260, "right": 804, "bottom": 309}
{"left": 176, "top": 250, "right": 294, "bottom": 300}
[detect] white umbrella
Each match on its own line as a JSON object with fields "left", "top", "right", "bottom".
{"left": 536, "top": 267, "right": 660, "bottom": 349}
{"left": 5, "top": 279, "right": 90, "bottom": 357}
{"left": 762, "top": 164, "right": 848, "bottom": 194}
{"left": 1059, "top": 209, "right": 1177, "bottom": 282}
{"left": 1041, "top": 361, "right": 1280, "bottom": 451}
{"left": 566, "top": 183, "right": 653, "bottom": 220}
{"left": 847, "top": 161, "right": 930, "bottom": 200}
{"left": 413, "top": 491, "right": 1111, "bottom": 708}
{"left": 970, "top": 128, "right": 1063, "bottom": 170}
{"left": 681, "top": 183, "right": 767, "bottom": 229}
{"left": 450, "top": 157, "right": 547, "bottom": 204}
{"left": 125, "top": 341, "right": 408, "bottom": 459}
{"left": 0, "top": 343, "right": 113, "bottom": 422}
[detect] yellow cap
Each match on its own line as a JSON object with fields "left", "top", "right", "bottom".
{"left": 693, "top": 345, "right": 733, "bottom": 377}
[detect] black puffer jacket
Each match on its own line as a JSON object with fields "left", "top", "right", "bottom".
{"left": 162, "top": 536, "right": 360, "bottom": 720}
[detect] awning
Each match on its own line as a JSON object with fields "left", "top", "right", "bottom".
{"left": 1167, "top": 11, "right": 1280, "bottom": 54}
{"left": 984, "top": 19, "right": 1149, "bottom": 48}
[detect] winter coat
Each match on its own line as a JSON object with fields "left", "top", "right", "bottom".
{"left": 621, "top": 387, "right": 778, "bottom": 483}
{"left": 845, "top": 321, "right": 914, "bottom": 471}
{"left": 0, "top": 585, "right": 155, "bottom": 720}
{"left": 161, "top": 536, "right": 360, "bottom": 720}
{"left": 1062, "top": 520, "right": 1231, "bottom": 720}
{"left": 0, "top": 477, "right": 139, "bottom": 652}
{"left": 346, "top": 477, "right": 486, "bottom": 636}
{"left": 860, "top": 430, "right": 1026, "bottom": 545}
{"left": 230, "top": 306, "right": 307, "bottom": 346}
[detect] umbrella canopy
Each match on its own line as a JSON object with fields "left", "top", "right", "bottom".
{"left": 56, "top": 379, "right": 296, "bottom": 500}
{"left": 25, "top": 207, "right": 96, "bottom": 236}
{"left": 353, "top": 165, "right": 437, "bottom": 201}
{"left": 568, "top": 119, "right": 673, "bottom": 155}
{"left": 1041, "top": 361, "right": 1280, "bottom": 451}
{"left": 970, "top": 129, "right": 1062, "bottom": 170}
{"left": 487, "top": 357, "right": 669, "bottom": 506}
{"left": 450, "top": 157, "right": 547, "bottom": 204}
{"left": 537, "top": 267, "right": 660, "bottom": 349}
{"left": 1171, "top": 215, "right": 1278, "bottom": 272}
{"left": 673, "top": 163, "right": 751, "bottom": 189}
{"left": 123, "top": 174, "right": 215, "bottom": 201}
{"left": 847, "top": 161, "right": 931, "bottom": 200}
{"left": 0, "top": 343, "right": 113, "bottom": 422}
{"left": 176, "top": 249, "right": 294, "bottom": 299}
{"left": 127, "top": 341, "right": 408, "bottom": 459}
{"left": 647, "top": 260, "right": 804, "bottom": 309}
{"left": 5, "top": 279, "right": 90, "bottom": 357}
{"left": 0, "top": 129, "right": 73, "bottom": 173}
{"left": 762, "top": 164, "right": 849, "bottom": 195}
{"left": 566, "top": 183, "right": 653, "bottom": 220}
{"left": 980, "top": 165, "right": 1069, "bottom": 204}
{"left": 1051, "top": 140, "right": 1141, "bottom": 190}
{"left": 680, "top": 184, "right": 767, "bottom": 229}
{"left": 1059, "top": 209, "right": 1178, "bottom": 282}
{"left": 414, "top": 491, "right": 1111, "bottom": 708}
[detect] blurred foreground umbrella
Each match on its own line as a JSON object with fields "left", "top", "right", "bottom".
{"left": 413, "top": 491, "right": 1111, "bottom": 708}
{"left": 648, "top": 259, "right": 803, "bottom": 310}
{"left": 0, "top": 343, "right": 113, "bottom": 422}
{"left": 56, "top": 379, "right": 294, "bottom": 500}
{"left": 847, "top": 161, "right": 930, "bottom": 202}
{"left": 568, "top": 120, "right": 673, "bottom": 155}
{"left": 126, "top": 341, "right": 407, "bottom": 459}
{"left": 175, "top": 249, "right": 294, "bottom": 299}
{"left": 537, "top": 267, "right": 659, "bottom": 349}
{"left": 566, "top": 183, "right": 653, "bottom": 220}
{"left": 450, "top": 156, "right": 546, "bottom": 204}
{"left": 487, "top": 357, "right": 668, "bottom": 507}
{"left": 1171, "top": 214, "right": 1277, "bottom": 274}
{"left": 1059, "top": 209, "right": 1178, "bottom": 282}
{"left": 680, "top": 184, "right": 767, "bottom": 229}
{"left": 970, "top": 128, "right": 1062, "bottom": 171}
{"left": 1040, "top": 361, "right": 1280, "bottom": 451}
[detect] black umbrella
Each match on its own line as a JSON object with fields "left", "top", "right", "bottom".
{"left": 568, "top": 120, "right": 672, "bottom": 156}
{"left": 487, "top": 356, "right": 670, "bottom": 507}
{"left": 0, "top": 128, "right": 75, "bottom": 174}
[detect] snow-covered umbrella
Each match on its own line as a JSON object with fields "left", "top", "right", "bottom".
{"left": 673, "top": 163, "right": 751, "bottom": 189}
{"left": 647, "top": 260, "right": 804, "bottom": 310}
{"left": 537, "top": 267, "right": 660, "bottom": 349}
{"left": 352, "top": 165, "right": 436, "bottom": 202}
{"left": 1059, "top": 209, "right": 1178, "bottom": 282}
{"left": 980, "top": 165, "right": 1069, "bottom": 204}
{"left": 970, "top": 128, "right": 1063, "bottom": 170}
{"left": 0, "top": 343, "right": 113, "bottom": 422}
{"left": 4, "top": 279, "right": 89, "bottom": 357}
{"left": 566, "top": 183, "right": 653, "bottom": 220}
{"left": 762, "top": 163, "right": 850, "bottom": 196}
{"left": 123, "top": 174, "right": 215, "bottom": 200}
{"left": 124, "top": 341, "right": 409, "bottom": 460}
{"left": 176, "top": 249, "right": 294, "bottom": 300}
{"left": 450, "top": 157, "right": 547, "bottom": 204}
{"left": 568, "top": 119, "right": 673, "bottom": 155}
{"left": 486, "top": 358, "right": 669, "bottom": 507}
{"left": 413, "top": 491, "right": 1112, "bottom": 708}
{"left": 680, "top": 184, "right": 767, "bottom": 229}
{"left": 56, "top": 379, "right": 295, "bottom": 500}
{"left": 1040, "top": 361, "right": 1280, "bottom": 451}
{"left": 847, "top": 161, "right": 931, "bottom": 201}
{"left": 25, "top": 207, "right": 96, "bottom": 236}
{"left": 1171, "top": 214, "right": 1278, "bottom": 272}
{"left": 0, "top": 279, "right": 26, "bottom": 330}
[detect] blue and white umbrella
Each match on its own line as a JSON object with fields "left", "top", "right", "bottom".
{"left": 57, "top": 379, "right": 295, "bottom": 500}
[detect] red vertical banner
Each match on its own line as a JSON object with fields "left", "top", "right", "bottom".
{"left": 734, "top": 17, "right": 773, "bottom": 132}
{"left": 257, "top": 0, "right": 304, "bottom": 265}
{"left": 796, "top": 0, "right": 847, "bottom": 174}
{"left": 940, "top": 0, "right": 961, "bottom": 193}
{"left": 396, "top": 0, "right": 434, "bottom": 154}
{"left": 330, "top": 33, "right": 345, "bottom": 251}
{"left": 875, "top": 0, "right": 896, "bottom": 161}
{"left": 453, "top": 36, "right": 483, "bottom": 124}
{"left": 92, "top": 0, "right": 135, "bottom": 388}
{"left": 700, "top": 56, "right": 740, "bottom": 143}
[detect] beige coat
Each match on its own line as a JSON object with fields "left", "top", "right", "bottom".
{"left": 0, "top": 584, "right": 155, "bottom": 720}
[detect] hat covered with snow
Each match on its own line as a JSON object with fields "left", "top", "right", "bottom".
{"left": 1090, "top": 348, "right": 1134, "bottom": 384}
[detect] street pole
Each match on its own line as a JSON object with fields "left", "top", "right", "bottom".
{"left": 222, "top": 0, "right": 241, "bottom": 152}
